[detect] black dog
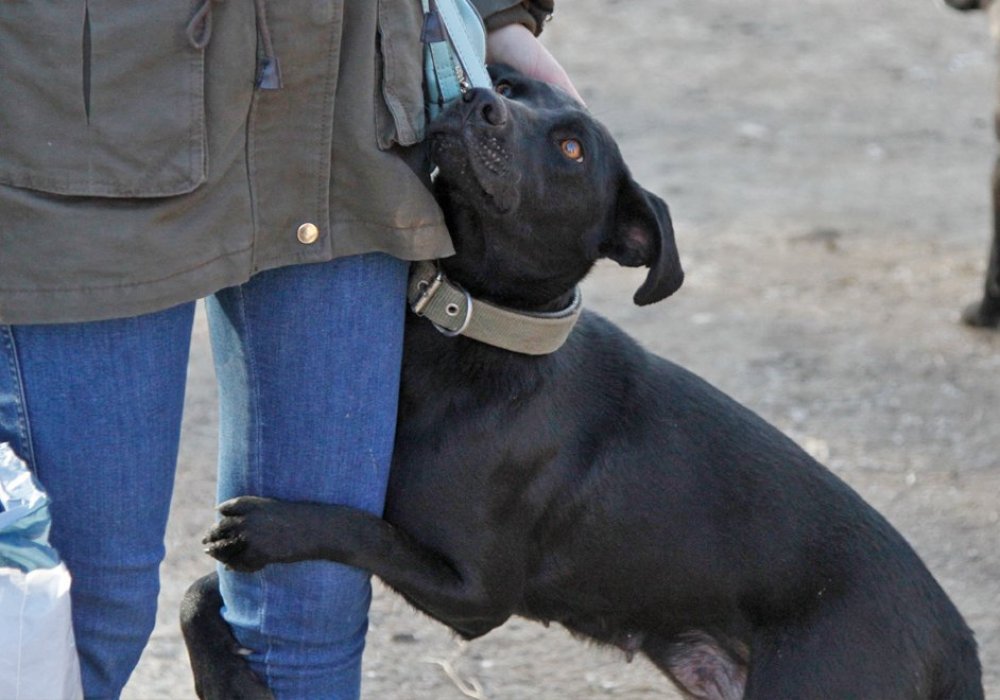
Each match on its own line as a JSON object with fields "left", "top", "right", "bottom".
{"left": 945, "top": 0, "right": 1000, "bottom": 328}
{"left": 182, "top": 66, "right": 983, "bottom": 699}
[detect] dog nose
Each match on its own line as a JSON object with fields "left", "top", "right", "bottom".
{"left": 463, "top": 88, "right": 507, "bottom": 127}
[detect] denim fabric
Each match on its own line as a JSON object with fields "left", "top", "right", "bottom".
{"left": 0, "top": 305, "right": 196, "bottom": 698}
{"left": 0, "top": 253, "right": 409, "bottom": 700}
{"left": 208, "top": 254, "right": 408, "bottom": 699}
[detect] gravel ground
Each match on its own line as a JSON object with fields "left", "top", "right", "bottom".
{"left": 125, "top": 1, "right": 1000, "bottom": 697}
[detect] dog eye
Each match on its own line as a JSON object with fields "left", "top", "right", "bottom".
{"left": 495, "top": 82, "right": 513, "bottom": 97}
{"left": 560, "top": 139, "right": 584, "bottom": 163}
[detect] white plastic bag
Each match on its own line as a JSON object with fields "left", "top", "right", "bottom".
{"left": 0, "top": 443, "right": 83, "bottom": 700}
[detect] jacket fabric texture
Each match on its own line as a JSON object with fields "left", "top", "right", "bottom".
{"left": 0, "top": 0, "right": 554, "bottom": 324}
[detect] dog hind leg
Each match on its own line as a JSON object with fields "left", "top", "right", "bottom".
{"left": 743, "top": 611, "right": 930, "bottom": 700}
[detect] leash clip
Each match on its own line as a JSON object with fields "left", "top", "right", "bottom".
{"left": 455, "top": 64, "right": 471, "bottom": 95}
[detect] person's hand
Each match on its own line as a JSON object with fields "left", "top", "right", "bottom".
{"left": 485, "top": 23, "right": 584, "bottom": 105}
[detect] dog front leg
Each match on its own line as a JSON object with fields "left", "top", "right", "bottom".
{"left": 203, "top": 496, "right": 513, "bottom": 639}
{"left": 180, "top": 572, "right": 274, "bottom": 700}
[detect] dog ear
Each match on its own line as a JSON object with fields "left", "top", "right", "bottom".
{"left": 601, "top": 179, "right": 685, "bottom": 306}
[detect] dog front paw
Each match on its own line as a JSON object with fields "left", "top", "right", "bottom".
{"left": 203, "top": 496, "right": 309, "bottom": 572}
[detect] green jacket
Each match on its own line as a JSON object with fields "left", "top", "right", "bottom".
{"left": 0, "top": 0, "right": 553, "bottom": 324}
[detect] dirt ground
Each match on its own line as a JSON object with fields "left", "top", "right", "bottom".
{"left": 124, "top": 0, "right": 1000, "bottom": 697}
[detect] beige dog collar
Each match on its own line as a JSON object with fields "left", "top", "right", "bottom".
{"left": 407, "top": 261, "right": 582, "bottom": 356}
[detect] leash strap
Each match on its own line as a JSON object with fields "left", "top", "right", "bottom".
{"left": 408, "top": 261, "right": 583, "bottom": 356}
{"left": 421, "top": 0, "right": 492, "bottom": 118}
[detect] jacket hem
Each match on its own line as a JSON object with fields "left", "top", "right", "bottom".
{"left": 0, "top": 218, "right": 455, "bottom": 325}
{"left": 253, "top": 217, "right": 455, "bottom": 272}
{"left": 0, "top": 248, "right": 254, "bottom": 325}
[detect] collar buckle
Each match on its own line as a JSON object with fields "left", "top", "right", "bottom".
{"left": 410, "top": 270, "right": 445, "bottom": 316}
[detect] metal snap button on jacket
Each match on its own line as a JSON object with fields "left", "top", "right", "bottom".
{"left": 297, "top": 223, "right": 320, "bottom": 244}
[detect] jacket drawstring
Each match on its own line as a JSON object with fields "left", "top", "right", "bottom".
{"left": 185, "top": 0, "right": 282, "bottom": 90}
{"left": 185, "top": 0, "right": 222, "bottom": 50}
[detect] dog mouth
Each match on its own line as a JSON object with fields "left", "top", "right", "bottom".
{"left": 429, "top": 122, "right": 520, "bottom": 213}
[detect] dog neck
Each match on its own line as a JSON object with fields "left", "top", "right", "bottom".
{"left": 407, "top": 261, "right": 582, "bottom": 356}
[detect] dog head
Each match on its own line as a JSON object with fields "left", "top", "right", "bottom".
{"left": 428, "top": 65, "right": 683, "bottom": 309}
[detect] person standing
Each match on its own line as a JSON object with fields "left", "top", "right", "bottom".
{"left": 0, "top": 1, "right": 576, "bottom": 697}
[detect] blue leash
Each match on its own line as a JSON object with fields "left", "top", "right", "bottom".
{"left": 422, "top": 0, "right": 492, "bottom": 119}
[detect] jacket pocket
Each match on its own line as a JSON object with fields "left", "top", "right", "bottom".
{"left": 0, "top": 0, "right": 206, "bottom": 198}
{"left": 374, "top": 0, "right": 426, "bottom": 149}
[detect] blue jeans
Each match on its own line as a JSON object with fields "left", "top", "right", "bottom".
{"left": 0, "top": 254, "right": 409, "bottom": 700}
